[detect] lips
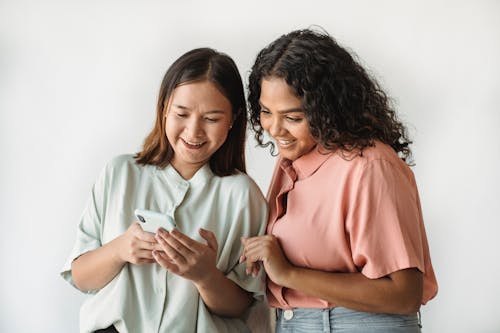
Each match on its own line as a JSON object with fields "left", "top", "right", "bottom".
{"left": 181, "top": 138, "right": 206, "bottom": 149}
{"left": 276, "top": 139, "right": 296, "bottom": 148}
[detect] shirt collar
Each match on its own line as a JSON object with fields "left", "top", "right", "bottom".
{"left": 188, "top": 163, "right": 214, "bottom": 186}
{"left": 281, "top": 146, "right": 333, "bottom": 181}
{"left": 157, "top": 163, "right": 213, "bottom": 188}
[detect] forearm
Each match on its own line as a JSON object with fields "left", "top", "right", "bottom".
{"left": 71, "top": 238, "right": 125, "bottom": 291}
{"left": 282, "top": 267, "right": 423, "bottom": 314}
{"left": 195, "top": 269, "right": 253, "bottom": 317}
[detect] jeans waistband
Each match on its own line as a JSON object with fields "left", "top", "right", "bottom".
{"left": 276, "top": 307, "right": 421, "bottom": 333}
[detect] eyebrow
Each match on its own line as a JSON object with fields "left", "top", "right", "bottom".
{"left": 259, "top": 101, "right": 304, "bottom": 114}
{"left": 172, "top": 104, "right": 228, "bottom": 114}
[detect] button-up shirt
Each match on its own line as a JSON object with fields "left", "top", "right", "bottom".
{"left": 266, "top": 143, "right": 438, "bottom": 309}
{"left": 61, "top": 155, "right": 268, "bottom": 333}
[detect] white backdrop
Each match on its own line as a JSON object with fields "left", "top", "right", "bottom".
{"left": 1, "top": 1, "right": 499, "bottom": 332}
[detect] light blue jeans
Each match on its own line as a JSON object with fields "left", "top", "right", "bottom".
{"left": 276, "top": 307, "right": 421, "bottom": 333}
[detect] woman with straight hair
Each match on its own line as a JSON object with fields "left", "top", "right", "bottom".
{"left": 61, "top": 48, "right": 268, "bottom": 333}
{"left": 241, "top": 29, "right": 438, "bottom": 332}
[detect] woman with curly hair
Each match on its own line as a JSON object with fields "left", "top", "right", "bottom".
{"left": 241, "top": 29, "right": 438, "bottom": 332}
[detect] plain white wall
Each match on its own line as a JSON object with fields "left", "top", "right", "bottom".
{"left": 1, "top": 0, "right": 499, "bottom": 332}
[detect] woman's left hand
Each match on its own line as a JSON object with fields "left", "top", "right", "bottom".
{"left": 153, "top": 228, "right": 218, "bottom": 283}
{"left": 242, "top": 235, "right": 293, "bottom": 285}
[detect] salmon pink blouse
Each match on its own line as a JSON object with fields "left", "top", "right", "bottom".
{"left": 266, "top": 142, "right": 438, "bottom": 309}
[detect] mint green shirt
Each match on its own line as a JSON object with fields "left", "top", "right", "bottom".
{"left": 61, "top": 155, "right": 268, "bottom": 333}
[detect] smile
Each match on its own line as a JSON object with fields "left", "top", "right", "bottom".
{"left": 277, "top": 139, "right": 296, "bottom": 147}
{"left": 182, "top": 138, "right": 206, "bottom": 149}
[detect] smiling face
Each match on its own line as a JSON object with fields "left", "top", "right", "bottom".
{"left": 165, "top": 80, "right": 233, "bottom": 179}
{"left": 259, "top": 77, "right": 317, "bottom": 161}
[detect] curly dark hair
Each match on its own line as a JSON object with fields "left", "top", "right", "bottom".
{"left": 248, "top": 29, "right": 413, "bottom": 163}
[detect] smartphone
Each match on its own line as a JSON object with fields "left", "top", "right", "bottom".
{"left": 134, "top": 208, "right": 176, "bottom": 233}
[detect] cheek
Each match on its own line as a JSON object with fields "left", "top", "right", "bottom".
{"left": 164, "top": 119, "right": 179, "bottom": 142}
{"left": 164, "top": 114, "right": 179, "bottom": 131}
{"left": 260, "top": 117, "right": 270, "bottom": 132}
{"left": 293, "top": 124, "right": 315, "bottom": 143}
{"left": 214, "top": 126, "right": 230, "bottom": 142}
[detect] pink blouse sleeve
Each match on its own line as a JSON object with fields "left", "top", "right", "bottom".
{"left": 346, "top": 159, "right": 427, "bottom": 279}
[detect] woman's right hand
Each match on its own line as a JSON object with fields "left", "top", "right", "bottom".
{"left": 115, "top": 222, "right": 162, "bottom": 265}
{"left": 72, "top": 222, "right": 161, "bottom": 291}
{"left": 239, "top": 237, "right": 261, "bottom": 276}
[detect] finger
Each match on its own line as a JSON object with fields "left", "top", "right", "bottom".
{"left": 199, "top": 228, "right": 218, "bottom": 251}
{"left": 242, "top": 235, "right": 271, "bottom": 249}
{"left": 136, "top": 258, "right": 156, "bottom": 265}
{"left": 153, "top": 250, "right": 178, "bottom": 271}
{"left": 157, "top": 229, "right": 194, "bottom": 257}
{"left": 136, "top": 239, "right": 158, "bottom": 251}
{"left": 137, "top": 249, "right": 156, "bottom": 260}
{"left": 244, "top": 246, "right": 267, "bottom": 263}
{"left": 152, "top": 242, "right": 164, "bottom": 252}
{"left": 244, "top": 236, "right": 274, "bottom": 253}
{"left": 169, "top": 228, "right": 201, "bottom": 253}
{"left": 239, "top": 253, "right": 246, "bottom": 264}
{"left": 242, "top": 248, "right": 263, "bottom": 275}
{"left": 239, "top": 236, "right": 250, "bottom": 263}
{"left": 252, "top": 264, "right": 261, "bottom": 277}
{"left": 135, "top": 227, "right": 157, "bottom": 243}
{"left": 245, "top": 261, "right": 262, "bottom": 276}
{"left": 245, "top": 261, "right": 255, "bottom": 275}
{"left": 155, "top": 233, "right": 187, "bottom": 264}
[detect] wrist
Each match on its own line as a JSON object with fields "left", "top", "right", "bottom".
{"left": 278, "top": 264, "right": 297, "bottom": 289}
{"left": 194, "top": 267, "right": 224, "bottom": 290}
{"left": 108, "top": 235, "right": 127, "bottom": 265}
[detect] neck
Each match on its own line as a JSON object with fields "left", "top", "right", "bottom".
{"left": 170, "top": 159, "right": 204, "bottom": 180}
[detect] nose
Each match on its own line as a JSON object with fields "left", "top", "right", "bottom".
{"left": 185, "top": 117, "right": 204, "bottom": 138}
{"left": 267, "top": 116, "right": 284, "bottom": 138}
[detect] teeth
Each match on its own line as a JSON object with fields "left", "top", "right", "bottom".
{"left": 278, "top": 139, "right": 294, "bottom": 145}
{"left": 183, "top": 139, "right": 205, "bottom": 146}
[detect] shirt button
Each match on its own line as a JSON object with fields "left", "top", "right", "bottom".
{"left": 283, "top": 309, "right": 294, "bottom": 320}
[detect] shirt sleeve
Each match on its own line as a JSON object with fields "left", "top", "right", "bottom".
{"left": 346, "top": 159, "right": 426, "bottom": 279}
{"left": 59, "top": 162, "right": 109, "bottom": 291}
{"left": 223, "top": 178, "right": 269, "bottom": 302}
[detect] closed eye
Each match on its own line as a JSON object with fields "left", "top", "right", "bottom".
{"left": 285, "top": 116, "right": 303, "bottom": 122}
{"left": 204, "top": 117, "right": 220, "bottom": 123}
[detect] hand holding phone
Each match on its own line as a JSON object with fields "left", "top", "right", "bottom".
{"left": 134, "top": 209, "right": 176, "bottom": 233}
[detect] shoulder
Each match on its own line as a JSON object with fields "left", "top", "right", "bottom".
{"left": 101, "top": 154, "right": 145, "bottom": 179}
{"left": 332, "top": 141, "right": 410, "bottom": 171}
{"left": 362, "top": 142, "right": 412, "bottom": 170}
{"left": 318, "top": 142, "right": 414, "bottom": 186}
{"left": 357, "top": 142, "right": 416, "bottom": 185}
{"left": 360, "top": 141, "right": 402, "bottom": 163}
{"left": 106, "top": 153, "right": 137, "bottom": 166}
{"left": 104, "top": 154, "right": 137, "bottom": 170}
{"left": 214, "top": 171, "right": 266, "bottom": 200}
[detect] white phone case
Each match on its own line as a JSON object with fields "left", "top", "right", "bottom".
{"left": 134, "top": 208, "right": 176, "bottom": 233}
